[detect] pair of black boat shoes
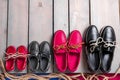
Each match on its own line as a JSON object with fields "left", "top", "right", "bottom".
{"left": 85, "top": 25, "right": 116, "bottom": 73}
{"left": 28, "top": 41, "right": 51, "bottom": 72}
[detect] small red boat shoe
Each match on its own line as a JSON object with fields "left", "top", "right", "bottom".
{"left": 16, "top": 45, "right": 28, "bottom": 71}
{"left": 53, "top": 30, "right": 67, "bottom": 72}
{"left": 5, "top": 46, "right": 16, "bottom": 71}
{"left": 68, "top": 30, "right": 83, "bottom": 72}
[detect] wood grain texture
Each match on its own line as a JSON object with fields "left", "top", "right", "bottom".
{"left": 7, "top": 0, "right": 28, "bottom": 47}
{"left": 0, "top": 0, "right": 7, "bottom": 58}
{"left": 70, "top": 0, "right": 89, "bottom": 34}
{"left": 53, "top": 0, "right": 69, "bottom": 73}
{"left": 69, "top": 0, "right": 89, "bottom": 73}
{"left": 29, "top": 0, "right": 53, "bottom": 73}
{"left": 90, "top": 0, "right": 120, "bottom": 73}
{"left": 29, "top": 0, "right": 53, "bottom": 43}
{"left": 0, "top": 0, "right": 119, "bottom": 74}
{"left": 119, "top": 0, "right": 120, "bottom": 19}
{"left": 54, "top": 0, "right": 69, "bottom": 36}
{"left": 7, "top": 0, "right": 28, "bottom": 73}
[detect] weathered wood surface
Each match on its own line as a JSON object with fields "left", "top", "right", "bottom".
{"left": 54, "top": 0, "right": 69, "bottom": 36}
{"left": 29, "top": 0, "right": 53, "bottom": 73}
{"left": 0, "top": 0, "right": 7, "bottom": 59}
{"left": 90, "top": 0, "right": 120, "bottom": 73}
{"left": 7, "top": 0, "right": 28, "bottom": 47}
{"left": 53, "top": 0, "right": 69, "bottom": 73}
{"left": 7, "top": 0, "right": 28, "bottom": 73}
{"left": 69, "top": 0, "right": 89, "bottom": 73}
{"left": 0, "top": 0, "right": 119, "bottom": 73}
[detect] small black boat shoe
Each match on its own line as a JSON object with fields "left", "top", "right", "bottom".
{"left": 39, "top": 41, "right": 51, "bottom": 72}
{"left": 29, "top": 41, "right": 51, "bottom": 72}
{"left": 28, "top": 41, "right": 39, "bottom": 72}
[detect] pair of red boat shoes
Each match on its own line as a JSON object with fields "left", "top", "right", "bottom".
{"left": 53, "top": 30, "right": 83, "bottom": 72}
{"left": 5, "top": 45, "right": 27, "bottom": 71}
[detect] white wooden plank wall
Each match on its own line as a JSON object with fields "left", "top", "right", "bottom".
{"left": 29, "top": 0, "right": 53, "bottom": 43}
{"left": 0, "top": 0, "right": 7, "bottom": 58}
{"left": 90, "top": 0, "right": 120, "bottom": 73}
{"left": 54, "top": 0, "right": 69, "bottom": 36}
{"left": 0, "top": 0, "right": 119, "bottom": 73}
{"left": 29, "top": 0, "right": 53, "bottom": 73}
{"left": 69, "top": 0, "right": 89, "bottom": 73}
{"left": 8, "top": 0, "right": 28, "bottom": 47}
{"left": 7, "top": 0, "right": 28, "bottom": 73}
{"left": 54, "top": 0, "right": 69, "bottom": 73}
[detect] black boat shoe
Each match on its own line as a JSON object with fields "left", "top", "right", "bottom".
{"left": 85, "top": 25, "right": 101, "bottom": 72}
{"left": 28, "top": 41, "right": 39, "bottom": 72}
{"left": 100, "top": 26, "right": 116, "bottom": 73}
{"left": 39, "top": 41, "right": 51, "bottom": 72}
{"left": 29, "top": 41, "right": 51, "bottom": 72}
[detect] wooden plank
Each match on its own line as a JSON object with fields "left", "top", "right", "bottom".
{"left": 29, "top": 0, "right": 53, "bottom": 73}
{"left": 0, "top": 0, "right": 7, "bottom": 58}
{"left": 7, "top": 0, "right": 28, "bottom": 73}
{"left": 90, "top": 0, "right": 120, "bottom": 73}
{"left": 54, "top": 0, "right": 69, "bottom": 36}
{"left": 69, "top": 0, "right": 89, "bottom": 73}
{"left": 8, "top": 0, "right": 28, "bottom": 47}
{"left": 119, "top": 0, "right": 120, "bottom": 18}
{"left": 54, "top": 0, "right": 69, "bottom": 72}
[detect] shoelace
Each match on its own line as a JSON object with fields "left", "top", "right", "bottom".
{"left": 4, "top": 52, "right": 28, "bottom": 61}
{"left": 89, "top": 37, "right": 116, "bottom": 53}
{"left": 103, "top": 41, "right": 116, "bottom": 48}
{"left": 53, "top": 42, "right": 84, "bottom": 52}
{"left": 53, "top": 43, "right": 67, "bottom": 51}
{"left": 89, "top": 37, "right": 103, "bottom": 53}
{"left": 4, "top": 53, "right": 17, "bottom": 60}
{"left": 0, "top": 40, "right": 118, "bottom": 80}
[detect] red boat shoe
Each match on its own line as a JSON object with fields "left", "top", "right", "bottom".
{"left": 68, "top": 30, "right": 83, "bottom": 72}
{"left": 16, "top": 45, "right": 27, "bottom": 71}
{"left": 53, "top": 30, "right": 67, "bottom": 72}
{"left": 5, "top": 46, "right": 16, "bottom": 71}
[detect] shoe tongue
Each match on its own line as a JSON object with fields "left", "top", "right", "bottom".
{"left": 105, "top": 47, "right": 114, "bottom": 53}
{"left": 31, "top": 50, "right": 39, "bottom": 54}
{"left": 90, "top": 46, "right": 100, "bottom": 53}
{"left": 95, "top": 46, "right": 100, "bottom": 51}
{"left": 69, "top": 48, "right": 81, "bottom": 53}
{"left": 55, "top": 49, "right": 66, "bottom": 54}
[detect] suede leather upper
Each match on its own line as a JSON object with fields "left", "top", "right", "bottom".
{"left": 53, "top": 30, "right": 67, "bottom": 72}
{"left": 68, "top": 30, "right": 82, "bottom": 72}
